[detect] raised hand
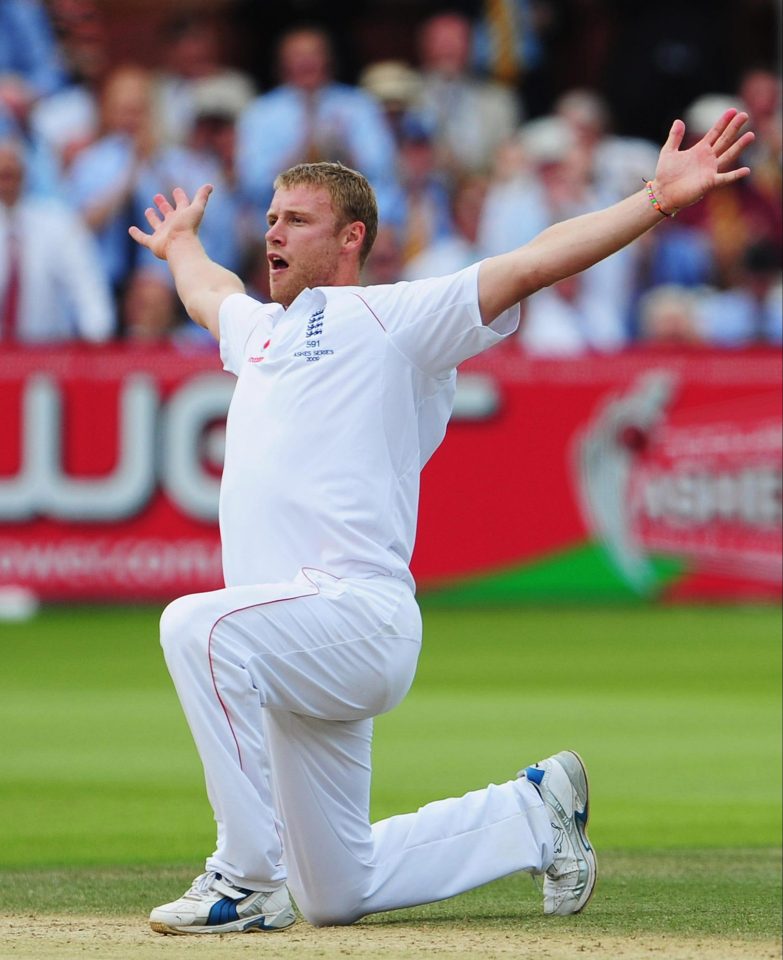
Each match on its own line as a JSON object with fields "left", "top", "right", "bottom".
{"left": 651, "top": 109, "right": 754, "bottom": 215}
{"left": 128, "top": 184, "right": 213, "bottom": 261}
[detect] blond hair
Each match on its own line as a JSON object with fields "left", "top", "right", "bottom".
{"left": 273, "top": 162, "right": 378, "bottom": 265}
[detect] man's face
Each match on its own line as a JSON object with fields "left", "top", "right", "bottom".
{"left": 419, "top": 14, "right": 471, "bottom": 77}
{"left": 278, "top": 31, "right": 330, "bottom": 93}
{"left": 102, "top": 71, "right": 152, "bottom": 136}
{"left": 265, "top": 185, "right": 346, "bottom": 307}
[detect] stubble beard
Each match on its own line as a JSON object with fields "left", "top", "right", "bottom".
{"left": 269, "top": 248, "right": 341, "bottom": 307}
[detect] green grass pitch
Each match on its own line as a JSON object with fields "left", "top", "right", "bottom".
{"left": 0, "top": 601, "right": 780, "bottom": 939}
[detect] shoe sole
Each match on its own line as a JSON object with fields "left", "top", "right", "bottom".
{"left": 554, "top": 749, "right": 597, "bottom": 914}
{"left": 150, "top": 913, "right": 296, "bottom": 935}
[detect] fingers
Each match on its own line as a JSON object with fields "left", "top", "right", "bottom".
{"left": 717, "top": 130, "right": 755, "bottom": 172}
{"left": 134, "top": 184, "right": 212, "bottom": 241}
{"left": 142, "top": 187, "right": 200, "bottom": 227}
{"left": 149, "top": 185, "right": 211, "bottom": 215}
{"left": 171, "top": 185, "right": 212, "bottom": 208}
{"left": 128, "top": 224, "right": 150, "bottom": 247}
{"left": 154, "top": 192, "right": 174, "bottom": 215}
{"left": 713, "top": 111, "right": 750, "bottom": 158}
{"left": 704, "top": 108, "right": 738, "bottom": 147}
{"left": 664, "top": 118, "right": 686, "bottom": 153}
{"left": 715, "top": 165, "right": 752, "bottom": 187}
{"left": 194, "top": 183, "right": 214, "bottom": 208}
{"left": 703, "top": 108, "right": 749, "bottom": 157}
{"left": 145, "top": 206, "right": 162, "bottom": 230}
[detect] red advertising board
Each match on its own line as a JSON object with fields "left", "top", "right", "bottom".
{"left": 0, "top": 346, "right": 227, "bottom": 600}
{"left": 417, "top": 347, "right": 782, "bottom": 602}
{"left": 0, "top": 345, "right": 780, "bottom": 602}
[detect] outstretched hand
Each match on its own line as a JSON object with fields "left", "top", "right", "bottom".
{"left": 128, "top": 184, "right": 213, "bottom": 260}
{"left": 651, "top": 109, "right": 754, "bottom": 215}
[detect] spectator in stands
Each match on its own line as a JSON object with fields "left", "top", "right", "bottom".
{"left": 553, "top": 88, "right": 660, "bottom": 202}
{"left": 235, "top": 26, "right": 399, "bottom": 225}
{"left": 414, "top": 10, "right": 520, "bottom": 177}
{"left": 122, "top": 266, "right": 214, "bottom": 349}
{"left": 359, "top": 59, "right": 423, "bottom": 147}
{"left": 519, "top": 272, "right": 627, "bottom": 356}
{"left": 239, "top": 239, "right": 272, "bottom": 304}
{"left": 0, "top": 137, "right": 114, "bottom": 342}
{"left": 29, "top": 0, "right": 111, "bottom": 173}
{"left": 737, "top": 66, "right": 781, "bottom": 221}
{"left": 471, "top": 0, "right": 546, "bottom": 88}
{"left": 0, "top": 73, "right": 63, "bottom": 197}
{"left": 636, "top": 284, "right": 706, "bottom": 347}
{"left": 122, "top": 267, "right": 177, "bottom": 341}
{"left": 650, "top": 93, "right": 781, "bottom": 290}
{"left": 66, "top": 64, "right": 160, "bottom": 296}
{"left": 67, "top": 64, "right": 242, "bottom": 301}
{"left": 478, "top": 116, "right": 583, "bottom": 259}
{"left": 186, "top": 73, "right": 256, "bottom": 275}
{"left": 739, "top": 66, "right": 781, "bottom": 164}
{"left": 404, "top": 173, "right": 488, "bottom": 279}
{"left": 189, "top": 74, "right": 252, "bottom": 192}
{"left": 386, "top": 113, "right": 454, "bottom": 265}
{"left": 479, "top": 115, "right": 638, "bottom": 331}
{"left": 0, "top": 0, "right": 66, "bottom": 99}
{"left": 155, "top": 13, "right": 256, "bottom": 147}
{"left": 696, "top": 240, "right": 782, "bottom": 346}
{"left": 475, "top": 128, "right": 544, "bottom": 256}
{"left": 361, "top": 225, "right": 405, "bottom": 286}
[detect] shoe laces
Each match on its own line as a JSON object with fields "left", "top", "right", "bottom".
{"left": 186, "top": 871, "right": 221, "bottom": 897}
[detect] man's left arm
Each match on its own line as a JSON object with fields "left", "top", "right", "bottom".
{"left": 478, "top": 109, "right": 754, "bottom": 324}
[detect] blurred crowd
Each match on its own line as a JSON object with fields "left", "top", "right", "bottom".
{"left": 0, "top": 0, "right": 780, "bottom": 353}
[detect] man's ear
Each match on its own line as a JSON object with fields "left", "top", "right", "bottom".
{"left": 342, "top": 220, "right": 366, "bottom": 255}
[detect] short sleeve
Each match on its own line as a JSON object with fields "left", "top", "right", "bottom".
{"left": 219, "top": 293, "right": 276, "bottom": 375}
{"left": 356, "top": 262, "right": 519, "bottom": 378}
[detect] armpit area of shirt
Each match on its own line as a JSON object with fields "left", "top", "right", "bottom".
{"left": 487, "top": 301, "right": 521, "bottom": 338}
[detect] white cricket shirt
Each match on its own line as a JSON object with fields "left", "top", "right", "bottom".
{"left": 218, "top": 262, "right": 518, "bottom": 590}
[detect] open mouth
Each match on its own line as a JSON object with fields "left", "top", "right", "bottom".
{"left": 268, "top": 254, "right": 289, "bottom": 274}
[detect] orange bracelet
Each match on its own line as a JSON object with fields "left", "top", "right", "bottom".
{"left": 644, "top": 179, "right": 675, "bottom": 217}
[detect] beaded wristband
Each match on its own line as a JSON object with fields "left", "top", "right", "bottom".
{"left": 643, "top": 179, "right": 676, "bottom": 217}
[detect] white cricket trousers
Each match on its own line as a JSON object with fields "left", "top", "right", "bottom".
{"left": 159, "top": 568, "right": 553, "bottom": 926}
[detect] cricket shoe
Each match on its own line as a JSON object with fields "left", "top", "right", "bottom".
{"left": 519, "top": 750, "right": 597, "bottom": 916}
{"left": 149, "top": 871, "right": 296, "bottom": 935}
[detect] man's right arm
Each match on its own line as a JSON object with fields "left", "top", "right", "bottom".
{"left": 128, "top": 185, "right": 245, "bottom": 340}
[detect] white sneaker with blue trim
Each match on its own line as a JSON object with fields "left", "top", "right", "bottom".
{"left": 149, "top": 871, "right": 295, "bottom": 934}
{"left": 519, "top": 750, "right": 597, "bottom": 916}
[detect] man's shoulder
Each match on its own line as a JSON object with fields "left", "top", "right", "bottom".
{"left": 314, "top": 283, "right": 404, "bottom": 331}
{"left": 320, "top": 281, "right": 409, "bottom": 303}
{"left": 320, "top": 268, "right": 476, "bottom": 319}
{"left": 221, "top": 291, "right": 280, "bottom": 324}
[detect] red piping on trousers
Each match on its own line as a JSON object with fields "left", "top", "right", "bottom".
{"left": 207, "top": 586, "right": 321, "bottom": 770}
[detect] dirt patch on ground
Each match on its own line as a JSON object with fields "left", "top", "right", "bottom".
{"left": 0, "top": 917, "right": 780, "bottom": 960}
